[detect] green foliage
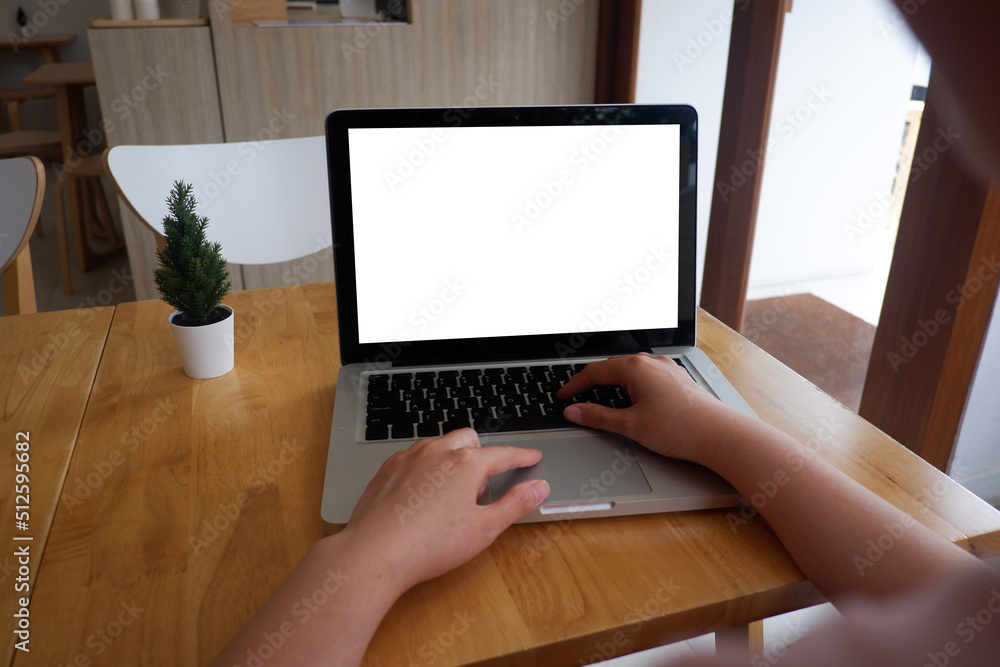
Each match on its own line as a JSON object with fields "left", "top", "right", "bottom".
{"left": 154, "top": 181, "right": 232, "bottom": 324}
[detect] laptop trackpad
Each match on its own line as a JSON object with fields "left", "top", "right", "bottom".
{"left": 487, "top": 434, "right": 651, "bottom": 505}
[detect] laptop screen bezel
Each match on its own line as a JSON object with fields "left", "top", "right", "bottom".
{"left": 325, "top": 104, "right": 698, "bottom": 367}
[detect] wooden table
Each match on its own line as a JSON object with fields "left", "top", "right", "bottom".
{"left": 14, "top": 285, "right": 1000, "bottom": 666}
{"left": 0, "top": 34, "right": 76, "bottom": 64}
{"left": 0, "top": 306, "right": 114, "bottom": 666}
{"left": 22, "top": 62, "right": 123, "bottom": 275}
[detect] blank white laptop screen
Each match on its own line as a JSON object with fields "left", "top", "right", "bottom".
{"left": 348, "top": 124, "right": 680, "bottom": 344}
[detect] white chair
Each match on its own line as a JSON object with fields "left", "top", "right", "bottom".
{"left": 104, "top": 136, "right": 332, "bottom": 265}
{"left": 0, "top": 155, "right": 44, "bottom": 315}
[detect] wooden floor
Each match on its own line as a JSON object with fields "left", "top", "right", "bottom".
{"left": 742, "top": 293, "right": 876, "bottom": 412}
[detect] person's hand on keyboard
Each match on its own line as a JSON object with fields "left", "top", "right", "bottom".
{"left": 557, "top": 353, "right": 729, "bottom": 463}
{"left": 343, "top": 428, "right": 549, "bottom": 591}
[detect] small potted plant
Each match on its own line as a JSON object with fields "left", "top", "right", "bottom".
{"left": 154, "top": 181, "right": 234, "bottom": 379}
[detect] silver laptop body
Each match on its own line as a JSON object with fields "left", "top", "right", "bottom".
{"left": 321, "top": 105, "right": 754, "bottom": 524}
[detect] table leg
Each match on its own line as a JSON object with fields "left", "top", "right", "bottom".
{"left": 716, "top": 620, "right": 764, "bottom": 661}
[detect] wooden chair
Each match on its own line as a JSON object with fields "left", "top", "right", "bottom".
{"left": 0, "top": 86, "right": 60, "bottom": 240}
{"left": 0, "top": 156, "right": 45, "bottom": 315}
{"left": 103, "top": 137, "right": 332, "bottom": 266}
{"left": 53, "top": 154, "right": 123, "bottom": 294}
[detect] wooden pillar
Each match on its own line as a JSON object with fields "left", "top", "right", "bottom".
{"left": 859, "top": 67, "right": 1000, "bottom": 470}
{"left": 700, "top": 0, "right": 787, "bottom": 329}
{"left": 594, "top": 0, "right": 642, "bottom": 104}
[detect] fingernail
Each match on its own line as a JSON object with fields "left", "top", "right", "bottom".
{"left": 531, "top": 479, "right": 550, "bottom": 505}
{"left": 564, "top": 404, "right": 583, "bottom": 423}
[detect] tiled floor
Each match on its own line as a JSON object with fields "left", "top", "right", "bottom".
{"left": 1, "top": 163, "right": 136, "bottom": 316}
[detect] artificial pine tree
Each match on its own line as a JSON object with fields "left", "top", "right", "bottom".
{"left": 154, "top": 181, "right": 232, "bottom": 326}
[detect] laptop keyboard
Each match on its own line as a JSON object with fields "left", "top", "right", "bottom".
{"left": 360, "top": 360, "right": 704, "bottom": 441}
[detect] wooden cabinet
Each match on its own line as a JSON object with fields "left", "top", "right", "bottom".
{"left": 90, "top": 0, "right": 600, "bottom": 299}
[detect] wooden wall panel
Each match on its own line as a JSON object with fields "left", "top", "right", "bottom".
{"left": 89, "top": 26, "right": 230, "bottom": 300}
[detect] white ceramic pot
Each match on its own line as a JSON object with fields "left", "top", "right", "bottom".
{"left": 168, "top": 304, "right": 235, "bottom": 379}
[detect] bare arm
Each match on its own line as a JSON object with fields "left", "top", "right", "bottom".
{"left": 211, "top": 430, "right": 549, "bottom": 666}
{"left": 558, "top": 354, "right": 992, "bottom": 601}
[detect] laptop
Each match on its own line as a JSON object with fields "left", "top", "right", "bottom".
{"left": 320, "top": 104, "right": 755, "bottom": 524}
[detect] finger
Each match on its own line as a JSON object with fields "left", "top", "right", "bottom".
{"left": 437, "top": 427, "right": 481, "bottom": 450}
{"left": 557, "top": 357, "right": 633, "bottom": 398}
{"left": 487, "top": 479, "right": 550, "bottom": 526}
{"left": 476, "top": 445, "right": 543, "bottom": 479}
{"left": 563, "top": 401, "right": 631, "bottom": 435}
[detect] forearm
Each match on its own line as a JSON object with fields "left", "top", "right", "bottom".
{"left": 211, "top": 532, "right": 403, "bottom": 667}
{"left": 689, "top": 406, "right": 988, "bottom": 601}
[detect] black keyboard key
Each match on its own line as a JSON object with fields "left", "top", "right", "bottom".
{"left": 423, "top": 409, "right": 445, "bottom": 424}
{"left": 473, "top": 385, "right": 495, "bottom": 398}
{"left": 470, "top": 407, "right": 493, "bottom": 422}
{"left": 438, "top": 371, "right": 459, "bottom": 388}
{"left": 552, "top": 364, "right": 572, "bottom": 373}
{"left": 366, "top": 424, "right": 389, "bottom": 440}
{"left": 367, "top": 374, "right": 390, "bottom": 391}
{"left": 525, "top": 392, "right": 548, "bottom": 405}
{"left": 416, "top": 422, "right": 440, "bottom": 438}
{"left": 402, "top": 388, "right": 424, "bottom": 402}
{"left": 540, "top": 381, "right": 563, "bottom": 394}
{"left": 368, "top": 400, "right": 407, "bottom": 414}
{"left": 495, "top": 405, "right": 519, "bottom": 420}
{"left": 520, "top": 404, "right": 544, "bottom": 417}
{"left": 450, "top": 386, "right": 472, "bottom": 398}
{"left": 413, "top": 372, "right": 437, "bottom": 388}
{"left": 390, "top": 423, "right": 414, "bottom": 439}
{"left": 425, "top": 387, "right": 448, "bottom": 401}
{"left": 367, "top": 390, "right": 398, "bottom": 404}
{"left": 409, "top": 398, "right": 432, "bottom": 413}
{"left": 456, "top": 396, "right": 479, "bottom": 409}
{"left": 481, "top": 393, "right": 503, "bottom": 407}
{"left": 442, "top": 419, "right": 471, "bottom": 434}
{"left": 529, "top": 365, "right": 550, "bottom": 375}
{"left": 391, "top": 373, "right": 412, "bottom": 390}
